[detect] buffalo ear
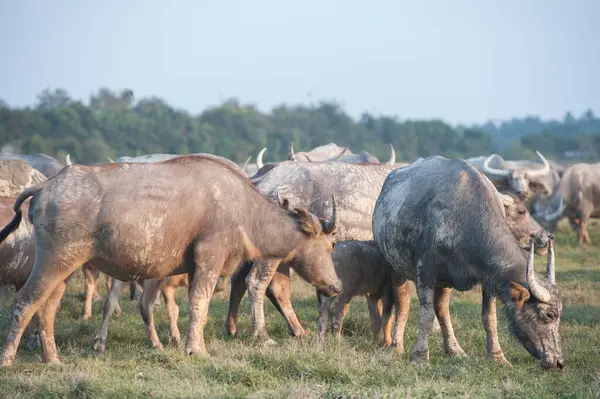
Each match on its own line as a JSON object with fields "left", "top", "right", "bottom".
{"left": 510, "top": 282, "right": 530, "bottom": 311}
{"left": 293, "top": 208, "right": 323, "bottom": 236}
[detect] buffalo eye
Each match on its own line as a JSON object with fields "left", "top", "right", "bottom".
{"left": 518, "top": 209, "right": 527, "bottom": 215}
{"left": 331, "top": 242, "right": 336, "bottom": 250}
{"left": 546, "top": 312, "right": 556, "bottom": 320}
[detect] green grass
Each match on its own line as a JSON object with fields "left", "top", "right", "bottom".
{"left": 1, "top": 220, "right": 600, "bottom": 398}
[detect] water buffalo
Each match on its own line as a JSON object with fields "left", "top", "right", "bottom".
{"left": 114, "top": 153, "right": 245, "bottom": 173}
{"left": 288, "top": 143, "right": 351, "bottom": 162}
{"left": 468, "top": 152, "right": 556, "bottom": 199}
{"left": 0, "top": 155, "right": 342, "bottom": 366}
{"left": 225, "top": 160, "right": 405, "bottom": 338}
{"left": 0, "top": 153, "right": 66, "bottom": 178}
{"left": 373, "top": 156, "right": 564, "bottom": 370}
{"left": 0, "top": 197, "right": 40, "bottom": 351}
{"left": 288, "top": 143, "right": 396, "bottom": 165}
{"left": 316, "top": 240, "right": 393, "bottom": 344}
{"left": 531, "top": 162, "right": 600, "bottom": 245}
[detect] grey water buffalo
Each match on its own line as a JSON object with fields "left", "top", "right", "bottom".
{"left": 380, "top": 190, "right": 553, "bottom": 365}
{"left": 316, "top": 240, "right": 393, "bottom": 345}
{"left": 468, "top": 152, "right": 557, "bottom": 199}
{"left": 373, "top": 156, "right": 564, "bottom": 370}
{"left": 0, "top": 153, "right": 66, "bottom": 178}
{"left": 0, "top": 155, "right": 341, "bottom": 366}
{"left": 531, "top": 162, "right": 600, "bottom": 245}
{"left": 226, "top": 160, "right": 404, "bottom": 338}
{"left": 241, "top": 147, "right": 269, "bottom": 176}
{"left": 114, "top": 153, "right": 245, "bottom": 173}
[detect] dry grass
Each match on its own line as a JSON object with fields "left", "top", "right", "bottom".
{"left": 1, "top": 219, "right": 599, "bottom": 398}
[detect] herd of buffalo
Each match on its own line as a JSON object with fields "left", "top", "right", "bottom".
{"left": 1, "top": 141, "right": 597, "bottom": 371}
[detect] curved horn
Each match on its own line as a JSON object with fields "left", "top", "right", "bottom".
{"left": 242, "top": 156, "right": 252, "bottom": 170}
{"left": 107, "top": 157, "right": 115, "bottom": 163}
{"left": 527, "top": 151, "right": 551, "bottom": 178}
{"left": 526, "top": 237, "right": 552, "bottom": 303}
{"left": 256, "top": 147, "right": 266, "bottom": 169}
{"left": 546, "top": 240, "right": 556, "bottom": 284}
{"left": 288, "top": 143, "right": 297, "bottom": 161}
{"left": 65, "top": 154, "right": 72, "bottom": 166}
{"left": 482, "top": 154, "right": 510, "bottom": 177}
{"left": 275, "top": 190, "right": 290, "bottom": 210}
{"left": 323, "top": 194, "right": 339, "bottom": 234}
{"left": 386, "top": 144, "right": 396, "bottom": 165}
{"left": 544, "top": 196, "right": 564, "bottom": 221}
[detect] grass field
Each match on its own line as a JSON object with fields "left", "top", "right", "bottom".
{"left": 1, "top": 220, "right": 600, "bottom": 398}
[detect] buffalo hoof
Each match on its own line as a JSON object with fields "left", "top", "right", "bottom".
{"left": 490, "top": 354, "right": 512, "bottom": 367}
{"left": 82, "top": 314, "right": 91, "bottom": 321}
{"left": 446, "top": 346, "right": 467, "bottom": 358}
{"left": 168, "top": 335, "right": 181, "bottom": 346}
{"left": 93, "top": 294, "right": 103, "bottom": 302}
{"left": 25, "top": 333, "right": 40, "bottom": 351}
{"left": 387, "top": 343, "right": 405, "bottom": 354}
{"left": 44, "top": 357, "right": 62, "bottom": 365}
{"left": 0, "top": 357, "right": 14, "bottom": 367}
{"left": 184, "top": 347, "right": 209, "bottom": 357}
{"left": 263, "top": 339, "right": 278, "bottom": 347}
{"left": 93, "top": 338, "right": 107, "bottom": 352}
{"left": 410, "top": 349, "right": 429, "bottom": 364}
{"left": 152, "top": 342, "right": 165, "bottom": 351}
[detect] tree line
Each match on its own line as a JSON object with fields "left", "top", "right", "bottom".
{"left": 1, "top": 88, "right": 599, "bottom": 165}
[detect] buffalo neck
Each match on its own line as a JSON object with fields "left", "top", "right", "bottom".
{"left": 244, "top": 198, "right": 309, "bottom": 261}
{"left": 482, "top": 232, "right": 528, "bottom": 303}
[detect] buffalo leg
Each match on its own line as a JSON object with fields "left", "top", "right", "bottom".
{"left": 366, "top": 295, "right": 383, "bottom": 343}
{"left": 580, "top": 220, "right": 592, "bottom": 244}
{"left": 162, "top": 283, "right": 182, "bottom": 345}
{"left": 329, "top": 296, "right": 350, "bottom": 340}
{"left": 37, "top": 281, "right": 67, "bottom": 364}
{"left": 389, "top": 279, "right": 411, "bottom": 353}
{"left": 482, "top": 289, "right": 510, "bottom": 365}
{"left": 265, "top": 264, "right": 307, "bottom": 337}
{"left": 82, "top": 264, "right": 101, "bottom": 320}
{"left": 380, "top": 285, "right": 395, "bottom": 347}
{"left": 138, "top": 279, "right": 164, "bottom": 350}
{"left": 433, "top": 287, "right": 467, "bottom": 357}
{"left": 93, "top": 279, "right": 124, "bottom": 352}
{"left": 23, "top": 316, "right": 40, "bottom": 351}
{"left": 105, "top": 275, "right": 122, "bottom": 317}
{"left": 317, "top": 295, "right": 331, "bottom": 343}
{"left": 0, "top": 255, "right": 77, "bottom": 367}
{"left": 411, "top": 271, "right": 436, "bottom": 363}
{"left": 184, "top": 243, "right": 228, "bottom": 357}
{"left": 225, "top": 262, "right": 252, "bottom": 337}
{"left": 246, "top": 259, "right": 281, "bottom": 344}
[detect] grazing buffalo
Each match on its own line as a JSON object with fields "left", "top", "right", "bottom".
{"left": 0, "top": 156, "right": 341, "bottom": 366}
{"left": 373, "top": 156, "right": 564, "bottom": 370}
{"left": 381, "top": 191, "right": 553, "bottom": 365}
{"left": 531, "top": 162, "right": 600, "bottom": 245}
{"left": 468, "top": 152, "right": 556, "bottom": 199}
{"left": 226, "top": 160, "right": 405, "bottom": 338}
{"left": 0, "top": 153, "right": 66, "bottom": 178}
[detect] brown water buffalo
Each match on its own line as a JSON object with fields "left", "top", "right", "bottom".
{"left": 532, "top": 162, "right": 600, "bottom": 245}
{"left": 0, "top": 155, "right": 342, "bottom": 366}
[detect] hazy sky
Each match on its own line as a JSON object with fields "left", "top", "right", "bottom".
{"left": 1, "top": 0, "right": 598, "bottom": 124}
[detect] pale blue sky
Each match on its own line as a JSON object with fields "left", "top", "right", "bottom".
{"left": 1, "top": 0, "right": 598, "bottom": 124}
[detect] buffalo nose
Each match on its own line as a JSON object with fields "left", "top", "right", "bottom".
{"left": 329, "top": 283, "right": 343, "bottom": 296}
{"left": 556, "top": 358, "right": 565, "bottom": 370}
